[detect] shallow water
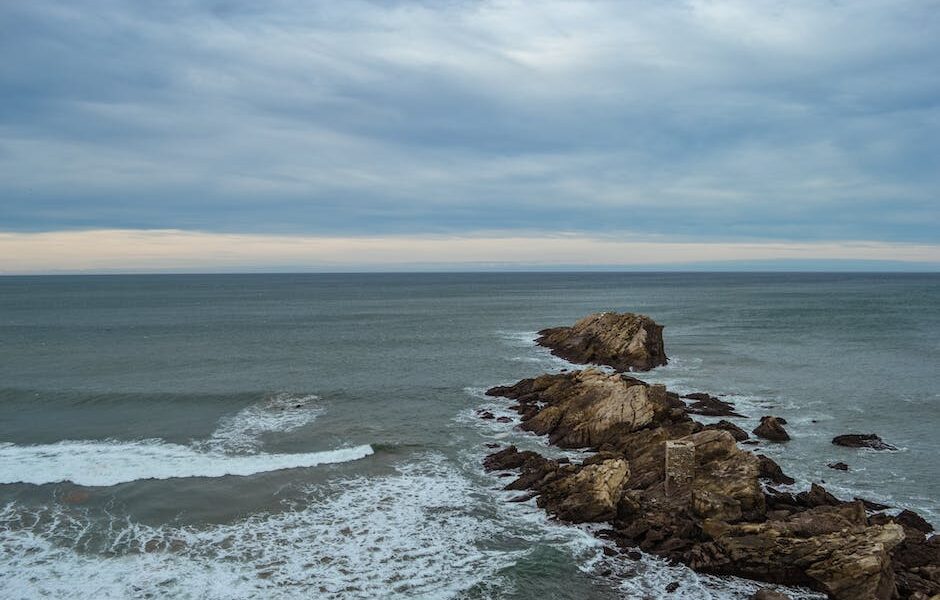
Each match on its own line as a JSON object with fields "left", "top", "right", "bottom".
{"left": 0, "top": 272, "right": 936, "bottom": 598}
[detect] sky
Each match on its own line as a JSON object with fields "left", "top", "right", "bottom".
{"left": 1, "top": 0, "right": 938, "bottom": 272}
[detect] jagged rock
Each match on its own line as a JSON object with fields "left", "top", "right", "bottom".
{"left": 757, "top": 455, "right": 795, "bottom": 485}
{"left": 896, "top": 510, "right": 936, "bottom": 534}
{"left": 692, "top": 504, "right": 905, "bottom": 600}
{"left": 828, "top": 462, "right": 849, "bottom": 471}
{"left": 753, "top": 416, "right": 790, "bottom": 442}
{"left": 483, "top": 318, "right": 939, "bottom": 599}
{"left": 535, "top": 312, "right": 667, "bottom": 372}
{"left": 486, "top": 369, "right": 678, "bottom": 448}
{"left": 537, "top": 457, "right": 630, "bottom": 522}
{"left": 683, "top": 393, "right": 746, "bottom": 417}
{"left": 704, "top": 419, "right": 750, "bottom": 441}
{"left": 796, "top": 483, "right": 843, "bottom": 508}
{"left": 483, "top": 445, "right": 545, "bottom": 472}
{"left": 858, "top": 498, "right": 892, "bottom": 512}
{"left": 832, "top": 434, "right": 898, "bottom": 451}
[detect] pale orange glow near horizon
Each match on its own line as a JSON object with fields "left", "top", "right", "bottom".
{"left": 1, "top": 230, "right": 938, "bottom": 274}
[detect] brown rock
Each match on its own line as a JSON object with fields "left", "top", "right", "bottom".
{"left": 537, "top": 458, "right": 631, "bottom": 522}
{"left": 704, "top": 419, "right": 750, "bottom": 441}
{"left": 693, "top": 509, "right": 905, "bottom": 600}
{"left": 753, "top": 416, "right": 790, "bottom": 442}
{"left": 828, "top": 462, "right": 849, "bottom": 471}
{"left": 895, "top": 509, "right": 935, "bottom": 534}
{"left": 757, "top": 455, "right": 796, "bottom": 485}
{"left": 535, "top": 312, "right": 667, "bottom": 372}
{"left": 487, "top": 369, "right": 676, "bottom": 448}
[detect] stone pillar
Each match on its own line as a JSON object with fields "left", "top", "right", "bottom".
{"left": 665, "top": 440, "right": 695, "bottom": 498}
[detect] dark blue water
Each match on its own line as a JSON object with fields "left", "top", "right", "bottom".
{"left": 0, "top": 273, "right": 937, "bottom": 599}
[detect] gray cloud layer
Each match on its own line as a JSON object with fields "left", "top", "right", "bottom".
{"left": 1, "top": 0, "right": 938, "bottom": 241}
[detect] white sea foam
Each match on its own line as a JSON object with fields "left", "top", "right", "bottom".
{"left": 200, "top": 393, "right": 323, "bottom": 454}
{"left": 0, "top": 394, "right": 354, "bottom": 487}
{"left": 0, "top": 440, "right": 374, "bottom": 487}
{"left": 0, "top": 454, "right": 520, "bottom": 600}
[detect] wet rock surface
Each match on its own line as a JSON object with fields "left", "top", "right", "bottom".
{"left": 832, "top": 434, "right": 898, "bottom": 451}
{"left": 486, "top": 369, "right": 681, "bottom": 448}
{"left": 683, "top": 392, "right": 747, "bottom": 417}
{"left": 483, "top": 315, "right": 938, "bottom": 600}
{"left": 535, "top": 312, "right": 667, "bottom": 372}
{"left": 753, "top": 416, "right": 791, "bottom": 442}
{"left": 704, "top": 419, "right": 750, "bottom": 441}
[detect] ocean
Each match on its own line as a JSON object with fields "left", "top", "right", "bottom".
{"left": 0, "top": 272, "right": 937, "bottom": 599}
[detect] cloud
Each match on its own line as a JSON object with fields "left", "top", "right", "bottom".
{"left": 0, "top": 0, "right": 938, "bottom": 243}
{"left": 1, "top": 229, "right": 937, "bottom": 273}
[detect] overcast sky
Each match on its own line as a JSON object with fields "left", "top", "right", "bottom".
{"left": 1, "top": 0, "right": 938, "bottom": 271}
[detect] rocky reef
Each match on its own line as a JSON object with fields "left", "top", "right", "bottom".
{"left": 483, "top": 315, "right": 939, "bottom": 600}
{"left": 535, "top": 312, "right": 667, "bottom": 371}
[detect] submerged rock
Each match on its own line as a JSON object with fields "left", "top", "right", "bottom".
{"left": 828, "top": 462, "right": 850, "bottom": 471}
{"left": 535, "top": 312, "right": 667, "bottom": 372}
{"left": 753, "top": 416, "right": 790, "bottom": 442}
{"left": 832, "top": 434, "right": 898, "bottom": 451}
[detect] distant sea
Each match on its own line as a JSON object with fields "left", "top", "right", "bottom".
{"left": 1, "top": 273, "right": 937, "bottom": 599}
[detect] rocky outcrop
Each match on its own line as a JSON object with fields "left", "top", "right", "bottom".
{"left": 705, "top": 419, "right": 750, "bottom": 441}
{"left": 753, "top": 416, "right": 791, "bottom": 442}
{"left": 484, "top": 446, "right": 629, "bottom": 522}
{"left": 535, "top": 312, "right": 667, "bottom": 372}
{"left": 486, "top": 369, "right": 682, "bottom": 448}
{"left": 691, "top": 503, "right": 905, "bottom": 600}
{"left": 683, "top": 393, "right": 746, "bottom": 417}
{"left": 485, "top": 366, "right": 938, "bottom": 599}
{"left": 833, "top": 434, "right": 898, "bottom": 451}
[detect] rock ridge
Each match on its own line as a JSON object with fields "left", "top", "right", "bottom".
{"left": 483, "top": 316, "right": 938, "bottom": 600}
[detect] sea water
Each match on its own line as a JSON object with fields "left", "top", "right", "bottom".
{"left": 0, "top": 273, "right": 936, "bottom": 599}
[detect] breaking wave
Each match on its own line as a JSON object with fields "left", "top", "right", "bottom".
{"left": 0, "top": 393, "right": 369, "bottom": 487}
{"left": 0, "top": 440, "right": 374, "bottom": 487}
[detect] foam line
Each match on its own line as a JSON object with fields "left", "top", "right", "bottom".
{"left": 0, "top": 440, "right": 374, "bottom": 487}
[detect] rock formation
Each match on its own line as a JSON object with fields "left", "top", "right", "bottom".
{"left": 833, "top": 434, "right": 898, "bottom": 451}
{"left": 753, "top": 416, "right": 791, "bottom": 442}
{"left": 535, "top": 312, "right": 667, "bottom": 371}
{"left": 683, "top": 392, "right": 747, "bottom": 417}
{"left": 486, "top": 369, "right": 682, "bottom": 448}
{"left": 704, "top": 419, "right": 750, "bottom": 441}
{"left": 484, "top": 368, "right": 937, "bottom": 599}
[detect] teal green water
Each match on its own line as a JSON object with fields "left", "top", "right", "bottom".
{"left": 0, "top": 273, "right": 937, "bottom": 599}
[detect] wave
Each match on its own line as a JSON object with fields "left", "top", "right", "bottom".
{"left": 0, "top": 440, "right": 374, "bottom": 487}
{"left": 198, "top": 393, "right": 323, "bottom": 454}
{"left": 0, "top": 454, "right": 519, "bottom": 600}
